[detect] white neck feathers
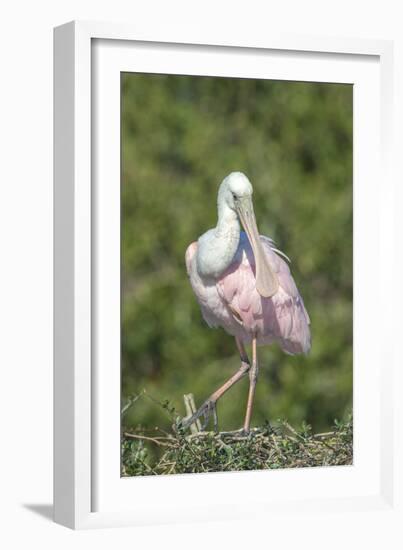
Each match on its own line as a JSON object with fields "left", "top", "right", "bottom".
{"left": 196, "top": 195, "right": 240, "bottom": 279}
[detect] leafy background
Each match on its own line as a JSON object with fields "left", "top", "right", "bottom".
{"left": 121, "top": 73, "right": 352, "bottom": 437}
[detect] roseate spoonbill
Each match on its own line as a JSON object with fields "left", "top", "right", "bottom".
{"left": 183, "top": 172, "right": 310, "bottom": 433}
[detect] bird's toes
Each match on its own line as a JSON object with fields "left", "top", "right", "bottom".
{"left": 180, "top": 398, "right": 218, "bottom": 432}
{"left": 219, "top": 428, "right": 251, "bottom": 438}
{"left": 200, "top": 400, "right": 217, "bottom": 431}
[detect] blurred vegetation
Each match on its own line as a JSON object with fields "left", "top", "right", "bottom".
{"left": 121, "top": 73, "right": 353, "bottom": 461}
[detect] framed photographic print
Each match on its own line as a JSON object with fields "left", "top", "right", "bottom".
{"left": 54, "top": 21, "right": 399, "bottom": 530}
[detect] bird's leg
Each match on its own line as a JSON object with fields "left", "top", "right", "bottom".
{"left": 243, "top": 335, "right": 259, "bottom": 433}
{"left": 181, "top": 338, "right": 250, "bottom": 432}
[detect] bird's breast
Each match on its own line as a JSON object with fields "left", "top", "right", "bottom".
{"left": 196, "top": 226, "right": 240, "bottom": 280}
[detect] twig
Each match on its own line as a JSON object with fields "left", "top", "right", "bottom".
{"left": 121, "top": 392, "right": 142, "bottom": 416}
{"left": 183, "top": 394, "right": 202, "bottom": 433}
{"left": 123, "top": 432, "right": 173, "bottom": 447}
{"left": 313, "top": 431, "right": 336, "bottom": 439}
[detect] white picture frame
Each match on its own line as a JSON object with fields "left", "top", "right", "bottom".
{"left": 54, "top": 20, "right": 400, "bottom": 531}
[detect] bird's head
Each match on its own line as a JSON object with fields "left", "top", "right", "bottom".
{"left": 218, "top": 171, "right": 279, "bottom": 298}
{"left": 220, "top": 171, "right": 254, "bottom": 210}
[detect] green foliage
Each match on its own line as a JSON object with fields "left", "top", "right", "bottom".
{"left": 122, "top": 407, "right": 353, "bottom": 476}
{"left": 121, "top": 73, "right": 353, "bottom": 442}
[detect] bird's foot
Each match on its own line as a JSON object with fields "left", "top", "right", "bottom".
{"left": 180, "top": 398, "right": 218, "bottom": 432}
{"left": 219, "top": 427, "right": 255, "bottom": 438}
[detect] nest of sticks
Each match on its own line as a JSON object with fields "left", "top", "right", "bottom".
{"left": 121, "top": 394, "right": 353, "bottom": 476}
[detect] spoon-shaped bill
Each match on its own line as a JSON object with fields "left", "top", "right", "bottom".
{"left": 236, "top": 196, "right": 279, "bottom": 298}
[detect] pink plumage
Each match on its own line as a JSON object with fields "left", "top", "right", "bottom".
{"left": 186, "top": 232, "right": 311, "bottom": 355}
{"left": 182, "top": 172, "right": 310, "bottom": 432}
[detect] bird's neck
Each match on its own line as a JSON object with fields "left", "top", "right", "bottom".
{"left": 216, "top": 201, "right": 240, "bottom": 237}
{"left": 196, "top": 203, "right": 241, "bottom": 279}
{"left": 215, "top": 206, "right": 241, "bottom": 269}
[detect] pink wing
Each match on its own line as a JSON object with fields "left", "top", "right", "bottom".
{"left": 217, "top": 235, "right": 311, "bottom": 354}
{"left": 186, "top": 235, "right": 311, "bottom": 355}
{"left": 185, "top": 241, "right": 198, "bottom": 276}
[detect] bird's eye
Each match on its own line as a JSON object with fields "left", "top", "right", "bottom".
{"left": 232, "top": 193, "right": 237, "bottom": 200}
